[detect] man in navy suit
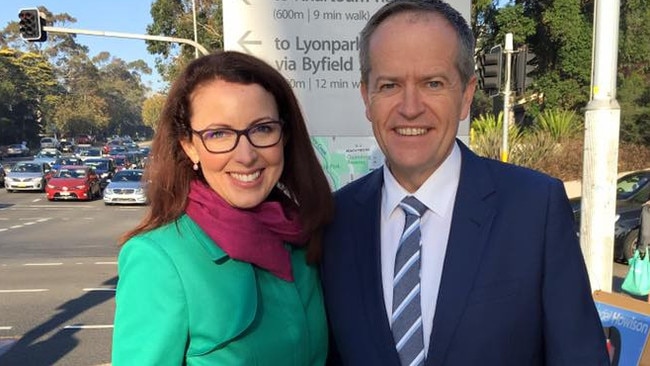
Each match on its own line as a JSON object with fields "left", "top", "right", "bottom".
{"left": 321, "top": 1, "right": 609, "bottom": 365}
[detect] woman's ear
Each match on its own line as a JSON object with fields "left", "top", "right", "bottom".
{"left": 180, "top": 139, "right": 200, "bottom": 165}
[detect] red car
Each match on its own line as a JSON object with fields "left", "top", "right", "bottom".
{"left": 45, "top": 165, "right": 101, "bottom": 201}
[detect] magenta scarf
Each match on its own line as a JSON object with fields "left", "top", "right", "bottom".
{"left": 185, "top": 180, "right": 307, "bottom": 281}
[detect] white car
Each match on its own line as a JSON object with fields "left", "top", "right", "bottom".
{"left": 103, "top": 169, "right": 147, "bottom": 205}
{"left": 5, "top": 161, "right": 52, "bottom": 192}
{"left": 6, "top": 143, "right": 30, "bottom": 157}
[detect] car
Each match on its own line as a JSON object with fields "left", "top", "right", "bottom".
{"left": 76, "top": 134, "right": 94, "bottom": 146}
{"left": 33, "top": 148, "right": 63, "bottom": 165}
{"left": 83, "top": 158, "right": 117, "bottom": 190}
{"left": 51, "top": 157, "right": 84, "bottom": 172}
{"left": 40, "top": 137, "right": 60, "bottom": 149}
{"left": 4, "top": 161, "right": 53, "bottom": 192}
{"left": 45, "top": 165, "right": 101, "bottom": 201}
{"left": 77, "top": 148, "right": 103, "bottom": 161}
{"left": 103, "top": 169, "right": 147, "bottom": 205}
{"left": 59, "top": 140, "right": 75, "bottom": 153}
{"left": 6, "top": 143, "right": 30, "bottom": 157}
{"left": 571, "top": 170, "right": 650, "bottom": 263}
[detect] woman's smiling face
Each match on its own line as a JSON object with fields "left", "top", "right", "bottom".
{"left": 181, "top": 79, "right": 284, "bottom": 208}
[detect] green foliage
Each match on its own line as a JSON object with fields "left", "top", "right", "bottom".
{"left": 534, "top": 108, "right": 582, "bottom": 141}
{"left": 146, "top": 0, "right": 223, "bottom": 85}
{"left": 470, "top": 112, "right": 523, "bottom": 160}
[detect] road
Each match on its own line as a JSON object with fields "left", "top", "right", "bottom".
{"left": 0, "top": 187, "right": 145, "bottom": 366}
{"left": 0, "top": 177, "right": 643, "bottom": 365}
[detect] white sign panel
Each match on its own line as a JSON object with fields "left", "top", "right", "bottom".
{"left": 223, "top": 0, "right": 471, "bottom": 188}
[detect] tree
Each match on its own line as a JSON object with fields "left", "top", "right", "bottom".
{"left": 142, "top": 93, "right": 167, "bottom": 131}
{"left": 146, "top": 0, "right": 223, "bottom": 85}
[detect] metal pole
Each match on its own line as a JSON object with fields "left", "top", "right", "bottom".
{"left": 501, "top": 33, "right": 513, "bottom": 163}
{"left": 581, "top": 0, "right": 621, "bottom": 292}
{"left": 42, "top": 26, "right": 210, "bottom": 56}
{"left": 192, "top": 0, "right": 199, "bottom": 59}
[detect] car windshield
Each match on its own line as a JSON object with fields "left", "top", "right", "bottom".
{"left": 56, "top": 169, "right": 86, "bottom": 179}
{"left": 55, "top": 158, "right": 78, "bottom": 165}
{"left": 617, "top": 174, "right": 650, "bottom": 200}
{"left": 12, "top": 163, "right": 41, "bottom": 173}
{"left": 113, "top": 171, "right": 143, "bottom": 182}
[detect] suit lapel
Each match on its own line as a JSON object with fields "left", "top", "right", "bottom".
{"left": 426, "top": 143, "right": 497, "bottom": 365}
{"left": 353, "top": 169, "right": 402, "bottom": 363}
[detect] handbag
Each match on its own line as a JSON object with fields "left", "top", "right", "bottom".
{"left": 622, "top": 249, "right": 650, "bottom": 296}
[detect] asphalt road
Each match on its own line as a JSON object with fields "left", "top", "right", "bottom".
{"left": 0, "top": 187, "right": 146, "bottom": 366}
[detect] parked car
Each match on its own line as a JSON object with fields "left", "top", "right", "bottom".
{"left": 83, "top": 158, "right": 116, "bottom": 190}
{"left": 103, "top": 169, "right": 147, "bottom": 205}
{"left": 6, "top": 143, "right": 30, "bottom": 157}
{"left": 5, "top": 161, "right": 53, "bottom": 192}
{"left": 571, "top": 170, "right": 650, "bottom": 263}
{"left": 45, "top": 165, "right": 101, "bottom": 201}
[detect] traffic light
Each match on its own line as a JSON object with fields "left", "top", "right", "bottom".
{"left": 18, "top": 8, "right": 46, "bottom": 42}
{"left": 514, "top": 46, "right": 537, "bottom": 96}
{"left": 478, "top": 45, "right": 503, "bottom": 96}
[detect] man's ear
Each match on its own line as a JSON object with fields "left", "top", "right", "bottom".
{"left": 360, "top": 81, "right": 372, "bottom": 122}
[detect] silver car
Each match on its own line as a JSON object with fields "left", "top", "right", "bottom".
{"left": 103, "top": 169, "right": 147, "bottom": 205}
{"left": 5, "top": 161, "right": 52, "bottom": 192}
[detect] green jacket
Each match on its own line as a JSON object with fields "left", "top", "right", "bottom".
{"left": 112, "top": 214, "right": 327, "bottom": 365}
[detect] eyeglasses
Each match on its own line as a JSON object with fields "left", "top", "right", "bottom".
{"left": 192, "top": 120, "right": 284, "bottom": 154}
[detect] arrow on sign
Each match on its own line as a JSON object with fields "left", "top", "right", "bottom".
{"left": 238, "top": 31, "right": 261, "bottom": 54}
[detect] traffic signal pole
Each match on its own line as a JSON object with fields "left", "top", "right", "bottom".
{"left": 41, "top": 26, "right": 209, "bottom": 56}
{"left": 501, "top": 33, "right": 513, "bottom": 163}
{"left": 581, "top": 0, "right": 621, "bottom": 293}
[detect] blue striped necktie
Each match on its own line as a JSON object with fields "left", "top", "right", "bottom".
{"left": 392, "top": 196, "right": 427, "bottom": 366}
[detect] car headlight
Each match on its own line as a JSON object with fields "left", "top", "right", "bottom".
{"left": 31, "top": 177, "right": 42, "bottom": 182}
{"left": 47, "top": 184, "right": 55, "bottom": 189}
{"left": 135, "top": 188, "right": 144, "bottom": 194}
{"left": 5, "top": 177, "right": 13, "bottom": 182}
{"left": 104, "top": 189, "right": 114, "bottom": 194}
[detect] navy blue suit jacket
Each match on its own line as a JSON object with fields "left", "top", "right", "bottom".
{"left": 321, "top": 142, "right": 609, "bottom": 366}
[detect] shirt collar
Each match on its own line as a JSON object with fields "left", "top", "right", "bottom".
{"left": 382, "top": 141, "right": 461, "bottom": 220}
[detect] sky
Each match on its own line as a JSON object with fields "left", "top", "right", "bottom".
{"left": 1, "top": 0, "right": 166, "bottom": 91}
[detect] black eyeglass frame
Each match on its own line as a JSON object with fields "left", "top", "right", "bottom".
{"left": 191, "top": 120, "right": 285, "bottom": 154}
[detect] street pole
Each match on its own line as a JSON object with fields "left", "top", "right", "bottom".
{"left": 501, "top": 33, "right": 513, "bottom": 163}
{"left": 192, "top": 0, "right": 199, "bottom": 59}
{"left": 42, "top": 26, "right": 210, "bottom": 56}
{"left": 581, "top": 0, "right": 621, "bottom": 292}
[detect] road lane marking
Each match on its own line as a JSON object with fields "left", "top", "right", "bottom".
{"left": 95, "top": 261, "right": 117, "bottom": 265}
{"left": 0, "top": 326, "right": 12, "bottom": 330}
{"left": 0, "top": 289, "right": 49, "bottom": 293}
{"left": 24, "top": 262, "right": 63, "bottom": 266}
{"left": 0, "top": 218, "right": 52, "bottom": 232}
{"left": 63, "top": 324, "right": 113, "bottom": 329}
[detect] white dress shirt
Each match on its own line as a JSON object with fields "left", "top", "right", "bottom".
{"left": 380, "top": 142, "right": 461, "bottom": 352}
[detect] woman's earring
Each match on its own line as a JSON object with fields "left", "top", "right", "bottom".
{"left": 192, "top": 162, "right": 199, "bottom": 171}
